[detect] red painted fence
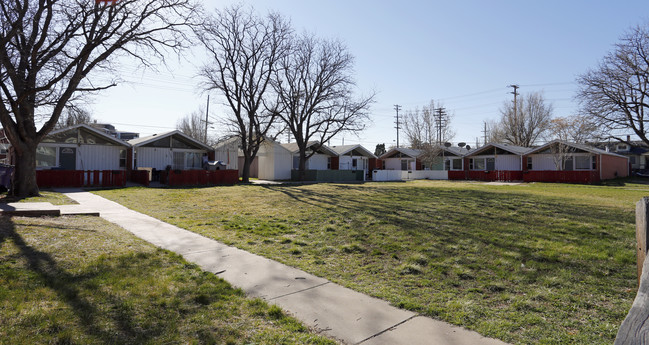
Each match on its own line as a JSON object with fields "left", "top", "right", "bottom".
{"left": 37, "top": 170, "right": 127, "bottom": 188}
{"left": 523, "top": 170, "right": 599, "bottom": 184}
{"left": 160, "top": 169, "right": 239, "bottom": 186}
{"left": 467, "top": 170, "right": 524, "bottom": 182}
{"left": 129, "top": 170, "right": 150, "bottom": 187}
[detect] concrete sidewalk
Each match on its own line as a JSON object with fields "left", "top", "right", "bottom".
{"left": 49, "top": 189, "right": 508, "bottom": 345}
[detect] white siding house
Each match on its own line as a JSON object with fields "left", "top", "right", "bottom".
{"left": 257, "top": 139, "right": 293, "bottom": 180}
{"left": 281, "top": 142, "right": 338, "bottom": 171}
{"left": 37, "top": 124, "right": 129, "bottom": 171}
{"left": 129, "top": 131, "right": 213, "bottom": 171}
{"left": 213, "top": 136, "right": 240, "bottom": 170}
{"left": 329, "top": 144, "right": 377, "bottom": 175}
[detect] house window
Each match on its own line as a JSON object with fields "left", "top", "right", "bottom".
{"left": 486, "top": 157, "right": 495, "bottom": 171}
{"left": 592, "top": 156, "right": 597, "bottom": 170}
{"left": 444, "top": 159, "right": 450, "bottom": 171}
{"left": 527, "top": 157, "right": 533, "bottom": 170}
{"left": 470, "top": 158, "right": 485, "bottom": 170}
{"left": 352, "top": 158, "right": 357, "bottom": 169}
{"left": 185, "top": 152, "right": 202, "bottom": 169}
{"left": 563, "top": 157, "right": 574, "bottom": 171}
{"left": 617, "top": 144, "right": 628, "bottom": 151}
{"left": 575, "top": 156, "right": 591, "bottom": 170}
{"left": 119, "top": 149, "right": 126, "bottom": 168}
{"left": 631, "top": 156, "right": 637, "bottom": 164}
{"left": 36, "top": 146, "right": 57, "bottom": 167}
{"left": 173, "top": 151, "right": 184, "bottom": 170}
{"left": 382, "top": 160, "right": 386, "bottom": 169}
{"left": 452, "top": 158, "right": 462, "bottom": 170}
{"left": 401, "top": 159, "right": 408, "bottom": 170}
{"left": 327, "top": 157, "right": 331, "bottom": 169}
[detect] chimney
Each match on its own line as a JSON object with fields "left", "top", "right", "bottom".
{"left": 627, "top": 135, "right": 631, "bottom": 143}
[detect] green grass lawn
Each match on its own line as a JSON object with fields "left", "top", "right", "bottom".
{"left": 0, "top": 215, "right": 337, "bottom": 345}
{"left": 0, "top": 190, "right": 76, "bottom": 205}
{"left": 94, "top": 180, "right": 648, "bottom": 344}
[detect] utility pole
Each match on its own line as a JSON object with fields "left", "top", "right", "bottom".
{"left": 482, "top": 121, "right": 488, "bottom": 145}
{"left": 434, "top": 107, "right": 446, "bottom": 145}
{"left": 204, "top": 94, "right": 210, "bottom": 143}
{"left": 508, "top": 84, "right": 519, "bottom": 144}
{"left": 394, "top": 104, "right": 402, "bottom": 148}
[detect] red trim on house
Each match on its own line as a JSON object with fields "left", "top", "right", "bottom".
{"left": 600, "top": 154, "right": 629, "bottom": 179}
{"left": 330, "top": 156, "right": 339, "bottom": 170}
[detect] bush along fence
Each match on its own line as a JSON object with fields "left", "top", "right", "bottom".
{"left": 159, "top": 169, "right": 238, "bottom": 186}
{"left": 615, "top": 197, "right": 649, "bottom": 344}
{"left": 36, "top": 170, "right": 127, "bottom": 188}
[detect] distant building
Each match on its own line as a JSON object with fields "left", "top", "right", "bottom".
{"left": 91, "top": 122, "right": 140, "bottom": 141}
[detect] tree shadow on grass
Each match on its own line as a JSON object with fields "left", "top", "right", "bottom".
{"left": 262, "top": 184, "right": 636, "bottom": 281}
{"left": 0, "top": 216, "right": 162, "bottom": 343}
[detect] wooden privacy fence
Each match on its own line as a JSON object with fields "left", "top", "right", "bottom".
{"left": 129, "top": 170, "right": 150, "bottom": 187}
{"left": 36, "top": 170, "right": 127, "bottom": 188}
{"left": 615, "top": 197, "right": 649, "bottom": 344}
{"left": 159, "top": 169, "right": 238, "bottom": 186}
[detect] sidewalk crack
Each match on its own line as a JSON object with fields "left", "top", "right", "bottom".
{"left": 267, "top": 281, "right": 330, "bottom": 301}
{"left": 354, "top": 315, "right": 419, "bottom": 345}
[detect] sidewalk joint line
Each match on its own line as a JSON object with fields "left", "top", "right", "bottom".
{"left": 354, "top": 314, "right": 419, "bottom": 345}
{"left": 267, "top": 281, "right": 330, "bottom": 301}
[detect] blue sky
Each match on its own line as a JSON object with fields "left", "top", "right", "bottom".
{"left": 90, "top": 0, "right": 649, "bottom": 149}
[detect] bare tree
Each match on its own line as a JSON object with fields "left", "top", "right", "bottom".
{"left": 547, "top": 115, "right": 599, "bottom": 144}
{"left": 272, "top": 34, "right": 373, "bottom": 179}
{"left": 544, "top": 116, "right": 598, "bottom": 171}
{"left": 55, "top": 106, "right": 94, "bottom": 129}
{"left": 492, "top": 92, "right": 552, "bottom": 147}
{"left": 402, "top": 100, "right": 454, "bottom": 169}
{"left": 196, "top": 5, "right": 291, "bottom": 182}
{"left": 0, "top": 0, "right": 199, "bottom": 197}
{"left": 176, "top": 108, "right": 215, "bottom": 145}
{"left": 577, "top": 22, "right": 649, "bottom": 146}
{"left": 403, "top": 100, "right": 454, "bottom": 148}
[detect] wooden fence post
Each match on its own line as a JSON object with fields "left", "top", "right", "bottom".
{"left": 615, "top": 198, "right": 649, "bottom": 344}
{"left": 637, "top": 197, "right": 649, "bottom": 286}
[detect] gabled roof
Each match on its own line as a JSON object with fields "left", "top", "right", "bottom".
{"left": 328, "top": 144, "right": 377, "bottom": 158}
{"left": 379, "top": 147, "right": 422, "bottom": 160}
{"left": 526, "top": 140, "right": 628, "bottom": 158}
{"left": 280, "top": 141, "right": 338, "bottom": 156}
{"left": 129, "top": 130, "right": 213, "bottom": 151}
{"left": 213, "top": 135, "right": 240, "bottom": 149}
{"left": 440, "top": 145, "right": 470, "bottom": 156}
{"left": 45, "top": 124, "right": 131, "bottom": 147}
{"left": 466, "top": 142, "right": 530, "bottom": 156}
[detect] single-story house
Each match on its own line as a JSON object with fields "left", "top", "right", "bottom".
{"left": 129, "top": 130, "right": 214, "bottom": 171}
{"left": 255, "top": 138, "right": 293, "bottom": 181}
{"left": 329, "top": 144, "right": 377, "bottom": 174}
{"left": 36, "top": 124, "right": 130, "bottom": 171}
{"left": 213, "top": 136, "right": 240, "bottom": 171}
{"left": 281, "top": 141, "right": 339, "bottom": 171}
{"left": 461, "top": 143, "right": 528, "bottom": 181}
{"left": 593, "top": 139, "right": 648, "bottom": 172}
{"left": 379, "top": 147, "right": 423, "bottom": 171}
{"left": 523, "top": 140, "right": 629, "bottom": 183}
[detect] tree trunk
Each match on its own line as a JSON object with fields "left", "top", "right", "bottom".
{"left": 11, "top": 142, "right": 40, "bottom": 197}
{"left": 298, "top": 149, "right": 307, "bottom": 181}
{"left": 241, "top": 154, "right": 251, "bottom": 183}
